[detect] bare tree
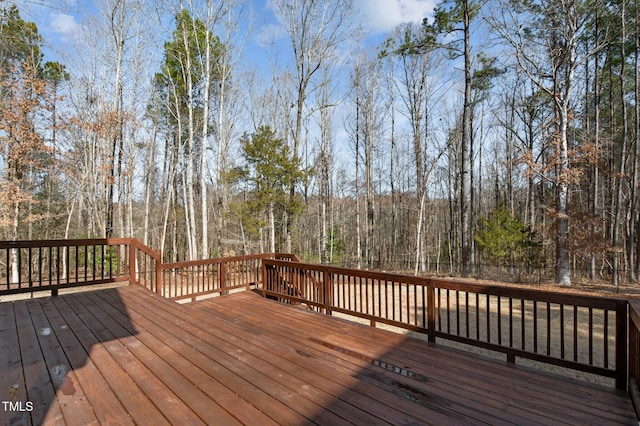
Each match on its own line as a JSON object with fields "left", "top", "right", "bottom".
{"left": 270, "top": 0, "right": 357, "bottom": 251}
{"left": 488, "top": 0, "right": 598, "bottom": 285}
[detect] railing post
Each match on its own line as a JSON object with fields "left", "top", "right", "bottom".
{"left": 245, "top": 259, "right": 251, "bottom": 292}
{"left": 155, "top": 250, "right": 162, "bottom": 295}
{"left": 427, "top": 280, "right": 436, "bottom": 342}
{"left": 323, "top": 269, "right": 332, "bottom": 315}
{"left": 220, "top": 261, "right": 227, "bottom": 295}
{"left": 262, "top": 260, "right": 268, "bottom": 298}
{"left": 616, "top": 300, "right": 629, "bottom": 390}
{"left": 129, "top": 240, "right": 137, "bottom": 286}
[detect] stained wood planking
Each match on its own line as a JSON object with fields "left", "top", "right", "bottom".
{"left": 0, "top": 303, "right": 34, "bottom": 426}
{"left": 97, "top": 287, "right": 398, "bottom": 425}
{"left": 207, "top": 292, "right": 628, "bottom": 424}
{"left": 0, "top": 284, "right": 636, "bottom": 425}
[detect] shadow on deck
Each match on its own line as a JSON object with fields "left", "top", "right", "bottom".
{"left": 1, "top": 288, "right": 137, "bottom": 425}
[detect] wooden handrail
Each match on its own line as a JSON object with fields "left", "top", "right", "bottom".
{"left": 159, "top": 252, "right": 297, "bottom": 302}
{"left": 0, "top": 239, "right": 296, "bottom": 301}
{"left": 0, "top": 238, "right": 135, "bottom": 297}
{"left": 263, "top": 258, "right": 629, "bottom": 390}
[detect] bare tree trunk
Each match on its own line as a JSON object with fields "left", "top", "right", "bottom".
{"left": 143, "top": 122, "right": 157, "bottom": 246}
{"left": 460, "top": 0, "right": 472, "bottom": 277}
{"left": 106, "top": 0, "right": 126, "bottom": 239}
{"left": 180, "top": 17, "right": 199, "bottom": 260}
{"left": 591, "top": 26, "right": 601, "bottom": 281}
{"left": 613, "top": 0, "right": 628, "bottom": 287}
{"left": 555, "top": 85, "right": 573, "bottom": 286}
{"left": 200, "top": 24, "right": 212, "bottom": 259}
{"left": 355, "top": 95, "right": 362, "bottom": 269}
{"left": 269, "top": 203, "right": 275, "bottom": 253}
{"left": 389, "top": 75, "right": 398, "bottom": 267}
{"left": 634, "top": 3, "right": 640, "bottom": 279}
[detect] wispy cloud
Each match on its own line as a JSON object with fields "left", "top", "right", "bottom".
{"left": 255, "top": 22, "right": 287, "bottom": 47}
{"left": 48, "top": 12, "right": 80, "bottom": 37}
{"left": 355, "top": 0, "right": 435, "bottom": 34}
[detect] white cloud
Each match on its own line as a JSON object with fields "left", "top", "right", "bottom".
{"left": 49, "top": 13, "right": 80, "bottom": 37}
{"left": 256, "top": 23, "right": 288, "bottom": 47}
{"left": 355, "top": 0, "right": 435, "bottom": 34}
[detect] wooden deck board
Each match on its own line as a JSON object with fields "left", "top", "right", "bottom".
{"left": 190, "top": 293, "right": 510, "bottom": 425}
{"left": 201, "top": 293, "right": 594, "bottom": 425}
{"left": 195, "top": 291, "right": 637, "bottom": 425}
{"left": 111, "top": 286, "right": 424, "bottom": 425}
{"left": 1, "top": 302, "right": 35, "bottom": 426}
{"left": 94, "top": 288, "right": 356, "bottom": 425}
{"left": 1, "top": 285, "right": 636, "bottom": 425}
{"left": 48, "top": 294, "right": 168, "bottom": 426}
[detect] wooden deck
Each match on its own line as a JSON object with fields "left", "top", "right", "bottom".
{"left": 1, "top": 285, "right": 636, "bottom": 425}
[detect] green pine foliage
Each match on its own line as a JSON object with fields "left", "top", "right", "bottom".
{"left": 229, "top": 126, "right": 308, "bottom": 242}
{"left": 151, "top": 9, "right": 225, "bottom": 134}
{"left": 474, "top": 207, "right": 543, "bottom": 268}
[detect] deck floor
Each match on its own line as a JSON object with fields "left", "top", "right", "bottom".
{"left": 1, "top": 285, "right": 636, "bottom": 425}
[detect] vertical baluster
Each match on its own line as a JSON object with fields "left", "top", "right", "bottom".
{"left": 465, "top": 292, "right": 470, "bottom": 338}
{"left": 456, "top": 290, "right": 460, "bottom": 336}
{"left": 414, "top": 284, "right": 418, "bottom": 326}
{"left": 74, "top": 246, "right": 79, "bottom": 283}
{"left": 422, "top": 285, "right": 427, "bottom": 329}
{"left": 546, "top": 302, "right": 551, "bottom": 356}
{"left": 365, "top": 275, "right": 369, "bottom": 316}
{"left": 573, "top": 305, "right": 578, "bottom": 362}
{"left": 485, "top": 294, "right": 490, "bottom": 342}
{"left": 28, "top": 247, "right": 33, "bottom": 288}
{"left": 56, "top": 246, "right": 61, "bottom": 286}
{"left": 5, "top": 247, "right": 9, "bottom": 290}
{"left": 604, "top": 310, "right": 609, "bottom": 368}
{"left": 560, "top": 304, "right": 565, "bottom": 359}
{"left": 447, "top": 290, "right": 451, "bottom": 334}
{"left": 384, "top": 280, "right": 388, "bottom": 319}
{"left": 475, "top": 293, "right": 480, "bottom": 340}
{"left": 509, "top": 297, "right": 513, "bottom": 348}
{"left": 38, "top": 246, "right": 43, "bottom": 287}
{"left": 589, "top": 307, "right": 594, "bottom": 365}
{"left": 497, "top": 296, "right": 502, "bottom": 345}
{"left": 520, "top": 299, "right": 538, "bottom": 353}
{"left": 392, "top": 279, "right": 396, "bottom": 321}
{"left": 100, "top": 244, "right": 105, "bottom": 280}
{"left": 437, "top": 288, "right": 442, "bottom": 332}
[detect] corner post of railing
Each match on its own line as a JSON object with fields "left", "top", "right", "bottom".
{"left": 323, "top": 268, "right": 333, "bottom": 315}
{"left": 616, "top": 300, "right": 629, "bottom": 391}
{"left": 427, "top": 279, "right": 436, "bottom": 342}
{"left": 155, "top": 249, "right": 162, "bottom": 295}
{"left": 262, "top": 259, "right": 268, "bottom": 298}
{"left": 220, "top": 261, "right": 227, "bottom": 295}
{"left": 129, "top": 239, "right": 138, "bottom": 286}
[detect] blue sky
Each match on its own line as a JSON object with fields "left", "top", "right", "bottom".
{"left": 14, "top": 0, "right": 440, "bottom": 176}
{"left": 19, "top": 0, "right": 436, "bottom": 64}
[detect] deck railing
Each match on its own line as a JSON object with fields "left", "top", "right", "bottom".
{"left": 263, "top": 259, "right": 629, "bottom": 390}
{"left": 130, "top": 239, "right": 162, "bottom": 293}
{"left": 161, "top": 253, "right": 295, "bottom": 302}
{"left": 0, "top": 238, "right": 297, "bottom": 303}
{"left": 1, "top": 239, "right": 636, "bottom": 393}
{"left": 0, "top": 239, "right": 133, "bottom": 296}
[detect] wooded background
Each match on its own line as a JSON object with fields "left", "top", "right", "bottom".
{"left": 2, "top": 0, "right": 639, "bottom": 287}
